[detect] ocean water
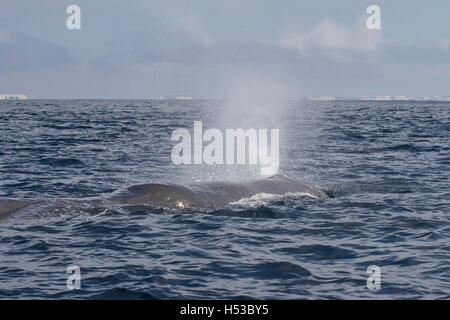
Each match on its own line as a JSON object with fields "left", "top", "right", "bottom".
{"left": 0, "top": 99, "right": 449, "bottom": 299}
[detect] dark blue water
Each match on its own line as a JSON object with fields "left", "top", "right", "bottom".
{"left": 0, "top": 100, "right": 449, "bottom": 299}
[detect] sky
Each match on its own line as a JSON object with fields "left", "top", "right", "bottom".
{"left": 0, "top": 0, "right": 449, "bottom": 99}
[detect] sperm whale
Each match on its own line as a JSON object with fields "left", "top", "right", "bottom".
{"left": 0, "top": 175, "right": 327, "bottom": 217}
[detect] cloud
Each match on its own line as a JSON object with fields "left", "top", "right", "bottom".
{"left": 280, "top": 19, "right": 384, "bottom": 54}
{"left": 0, "top": 29, "right": 13, "bottom": 44}
{"left": 171, "top": 13, "right": 213, "bottom": 46}
{"left": 0, "top": 29, "right": 72, "bottom": 73}
{"left": 436, "top": 37, "right": 450, "bottom": 50}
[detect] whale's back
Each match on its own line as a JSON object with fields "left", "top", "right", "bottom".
{"left": 111, "top": 175, "right": 327, "bottom": 208}
{"left": 0, "top": 176, "right": 328, "bottom": 216}
{"left": 0, "top": 200, "right": 30, "bottom": 219}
